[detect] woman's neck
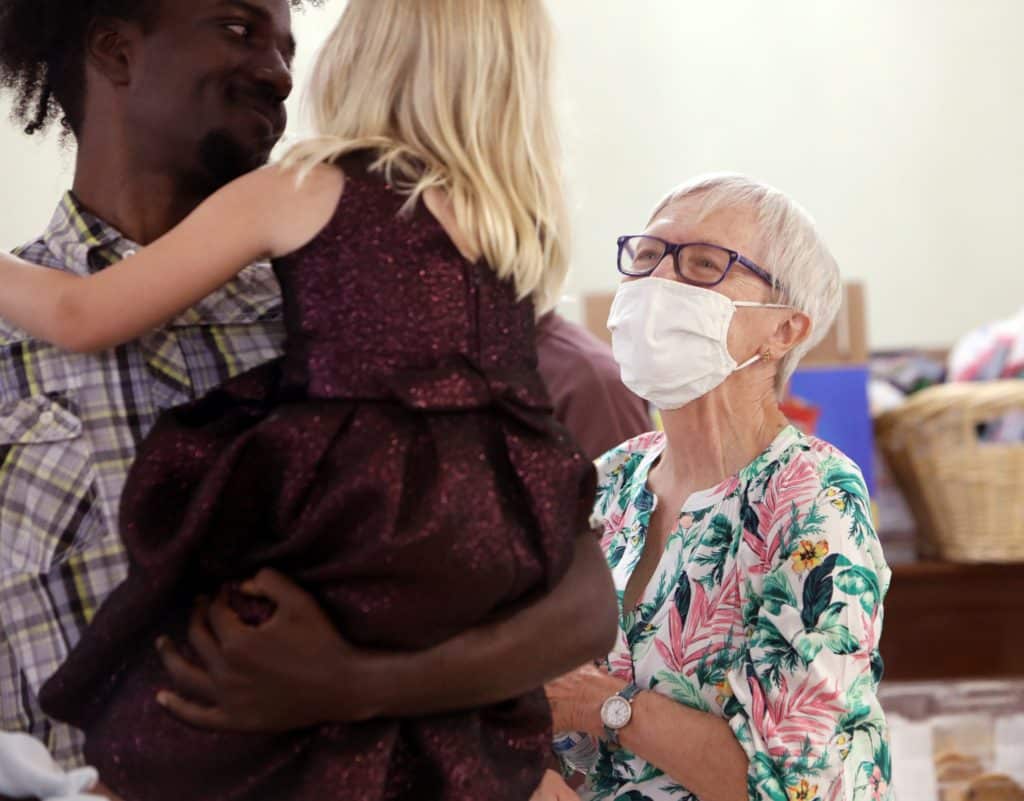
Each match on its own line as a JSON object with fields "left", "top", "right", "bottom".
{"left": 652, "top": 370, "right": 789, "bottom": 498}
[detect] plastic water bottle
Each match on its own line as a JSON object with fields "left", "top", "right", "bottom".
{"left": 552, "top": 731, "right": 599, "bottom": 774}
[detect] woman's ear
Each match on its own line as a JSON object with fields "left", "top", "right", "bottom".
{"left": 766, "top": 310, "right": 812, "bottom": 359}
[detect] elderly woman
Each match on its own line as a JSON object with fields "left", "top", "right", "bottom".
{"left": 534, "top": 175, "right": 891, "bottom": 801}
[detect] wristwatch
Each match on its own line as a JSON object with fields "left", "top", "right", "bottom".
{"left": 600, "top": 682, "right": 642, "bottom": 747}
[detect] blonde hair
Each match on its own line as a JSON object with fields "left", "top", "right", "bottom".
{"left": 282, "top": 0, "right": 568, "bottom": 312}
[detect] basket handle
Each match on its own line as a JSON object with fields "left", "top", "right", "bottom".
{"left": 953, "top": 380, "right": 1024, "bottom": 445}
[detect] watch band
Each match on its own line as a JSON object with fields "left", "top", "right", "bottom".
{"left": 603, "top": 682, "right": 642, "bottom": 747}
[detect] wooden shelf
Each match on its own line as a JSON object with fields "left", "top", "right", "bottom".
{"left": 880, "top": 544, "right": 1024, "bottom": 680}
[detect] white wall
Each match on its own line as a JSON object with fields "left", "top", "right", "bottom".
{"left": 2, "top": 1, "right": 1022, "bottom": 349}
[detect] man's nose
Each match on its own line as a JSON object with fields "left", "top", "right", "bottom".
{"left": 254, "top": 48, "right": 293, "bottom": 101}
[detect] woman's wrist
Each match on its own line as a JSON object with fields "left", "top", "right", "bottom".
{"left": 576, "top": 673, "right": 628, "bottom": 737}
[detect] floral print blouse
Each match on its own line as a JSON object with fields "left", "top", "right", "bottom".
{"left": 576, "top": 426, "right": 892, "bottom": 801}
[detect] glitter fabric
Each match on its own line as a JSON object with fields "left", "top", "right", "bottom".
{"left": 38, "top": 153, "right": 596, "bottom": 801}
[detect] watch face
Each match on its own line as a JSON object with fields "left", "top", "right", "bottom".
{"left": 601, "top": 696, "right": 632, "bottom": 729}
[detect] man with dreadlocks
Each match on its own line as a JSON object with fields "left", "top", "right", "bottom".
{"left": 0, "top": 1, "right": 618, "bottom": 798}
{"left": 0, "top": 1, "right": 299, "bottom": 795}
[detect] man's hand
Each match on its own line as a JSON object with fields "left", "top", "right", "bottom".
{"left": 156, "top": 569, "right": 374, "bottom": 731}
{"left": 158, "top": 532, "right": 617, "bottom": 731}
{"left": 529, "top": 770, "right": 579, "bottom": 801}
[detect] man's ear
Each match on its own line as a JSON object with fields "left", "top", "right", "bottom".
{"left": 84, "top": 17, "right": 141, "bottom": 87}
{"left": 766, "top": 310, "right": 812, "bottom": 359}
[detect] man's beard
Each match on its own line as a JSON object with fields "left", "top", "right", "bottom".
{"left": 191, "top": 129, "right": 272, "bottom": 194}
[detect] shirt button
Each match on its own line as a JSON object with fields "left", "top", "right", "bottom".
{"left": 123, "top": 248, "right": 138, "bottom": 258}
{"left": 38, "top": 410, "right": 55, "bottom": 426}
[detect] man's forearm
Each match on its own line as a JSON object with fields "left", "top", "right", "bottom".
{"left": 342, "top": 533, "right": 617, "bottom": 719}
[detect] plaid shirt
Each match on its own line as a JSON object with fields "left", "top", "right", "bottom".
{"left": 0, "top": 193, "right": 285, "bottom": 767}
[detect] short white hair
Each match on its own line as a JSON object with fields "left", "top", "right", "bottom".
{"left": 650, "top": 173, "right": 842, "bottom": 395}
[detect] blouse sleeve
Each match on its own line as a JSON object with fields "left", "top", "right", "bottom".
{"left": 728, "top": 457, "right": 893, "bottom": 801}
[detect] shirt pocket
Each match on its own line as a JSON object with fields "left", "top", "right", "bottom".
{"left": 174, "top": 322, "right": 284, "bottom": 400}
{"left": 0, "top": 393, "right": 105, "bottom": 575}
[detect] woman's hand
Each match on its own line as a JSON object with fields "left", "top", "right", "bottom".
{"left": 545, "top": 663, "right": 625, "bottom": 736}
{"left": 529, "top": 770, "right": 579, "bottom": 801}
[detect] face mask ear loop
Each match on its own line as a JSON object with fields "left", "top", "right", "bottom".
{"left": 735, "top": 352, "right": 762, "bottom": 371}
{"left": 733, "top": 301, "right": 793, "bottom": 310}
{"left": 731, "top": 302, "right": 789, "bottom": 371}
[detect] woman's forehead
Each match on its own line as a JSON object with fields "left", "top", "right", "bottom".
{"left": 646, "top": 197, "right": 766, "bottom": 263}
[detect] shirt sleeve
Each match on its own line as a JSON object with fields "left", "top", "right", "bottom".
{"left": 0, "top": 620, "right": 20, "bottom": 732}
{"left": 535, "top": 325, "right": 651, "bottom": 461}
{"left": 558, "top": 374, "right": 651, "bottom": 463}
{"left": 728, "top": 459, "right": 892, "bottom": 801}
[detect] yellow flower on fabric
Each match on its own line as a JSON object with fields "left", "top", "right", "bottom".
{"left": 715, "top": 679, "right": 733, "bottom": 706}
{"left": 826, "top": 486, "right": 847, "bottom": 512}
{"left": 791, "top": 539, "right": 829, "bottom": 572}
{"left": 787, "top": 779, "right": 819, "bottom": 801}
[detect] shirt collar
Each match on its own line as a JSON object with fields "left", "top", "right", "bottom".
{"left": 41, "top": 192, "right": 141, "bottom": 276}
{"left": 634, "top": 424, "right": 805, "bottom": 512}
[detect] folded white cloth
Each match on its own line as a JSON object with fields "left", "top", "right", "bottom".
{"left": 996, "top": 714, "right": 1024, "bottom": 785}
{"left": 887, "top": 714, "right": 938, "bottom": 801}
{"left": 0, "top": 732, "right": 104, "bottom": 801}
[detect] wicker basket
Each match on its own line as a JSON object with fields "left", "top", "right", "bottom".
{"left": 875, "top": 380, "right": 1024, "bottom": 563}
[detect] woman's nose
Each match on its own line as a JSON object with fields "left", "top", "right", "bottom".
{"left": 651, "top": 254, "right": 677, "bottom": 281}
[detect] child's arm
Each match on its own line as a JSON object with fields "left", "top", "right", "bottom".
{"left": 0, "top": 163, "right": 344, "bottom": 353}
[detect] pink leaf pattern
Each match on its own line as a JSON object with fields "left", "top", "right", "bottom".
{"left": 654, "top": 601, "right": 685, "bottom": 673}
{"left": 681, "top": 569, "right": 741, "bottom": 670}
{"left": 751, "top": 673, "right": 848, "bottom": 755}
{"left": 757, "top": 457, "right": 821, "bottom": 539}
{"left": 607, "top": 650, "right": 634, "bottom": 682}
{"left": 600, "top": 507, "right": 630, "bottom": 551}
{"left": 714, "top": 474, "right": 741, "bottom": 498}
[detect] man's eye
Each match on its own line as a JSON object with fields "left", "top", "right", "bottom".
{"left": 225, "top": 22, "right": 250, "bottom": 38}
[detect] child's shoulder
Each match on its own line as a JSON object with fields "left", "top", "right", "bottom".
{"left": 261, "top": 161, "right": 346, "bottom": 199}
{"left": 227, "top": 163, "right": 346, "bottom": 260}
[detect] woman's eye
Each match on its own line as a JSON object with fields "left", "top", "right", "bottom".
{"left": 225, "top": 22, "right": 250, "bottom": 38}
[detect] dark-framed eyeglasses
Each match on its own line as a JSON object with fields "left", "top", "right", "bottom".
{"left": 616, "top": 234, "right": 783, "bottom": 292}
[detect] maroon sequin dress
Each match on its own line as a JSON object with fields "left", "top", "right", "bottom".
{"left": 39, "top": 154, "right": 595, "bottom": 801}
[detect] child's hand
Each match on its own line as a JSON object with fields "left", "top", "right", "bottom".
{"left": 529, "top": 770, "right": 579, "bottom": 801}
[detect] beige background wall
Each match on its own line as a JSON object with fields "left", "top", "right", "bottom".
{"left": 2, "top": 1, "right": 1021, "bottom": 349}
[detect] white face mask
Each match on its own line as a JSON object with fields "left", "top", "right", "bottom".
{"left": 607, "top": 277, "right": 791, "bottom": 410}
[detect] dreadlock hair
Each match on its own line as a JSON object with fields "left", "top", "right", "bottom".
{"left": 0, "top": 0, "right": 319, "bottom": 138}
